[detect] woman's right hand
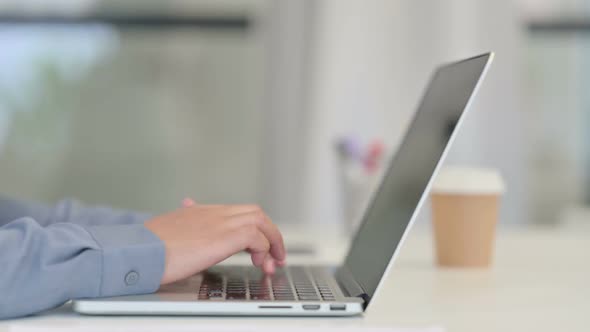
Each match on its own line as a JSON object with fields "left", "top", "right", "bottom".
{"left": 144, "top": 202, "right": 286, "bottom": 285}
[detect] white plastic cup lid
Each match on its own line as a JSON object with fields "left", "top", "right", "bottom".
{"left": 432, "top": 166, "right": 505, "bottom": 195}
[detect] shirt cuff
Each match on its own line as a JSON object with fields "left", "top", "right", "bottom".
{"left": 83, "top": 223, "right": 165, "bottom": 297}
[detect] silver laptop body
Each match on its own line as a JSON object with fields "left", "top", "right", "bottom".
{"left": 74, "top": 53, "right": 494, "bottom": 316}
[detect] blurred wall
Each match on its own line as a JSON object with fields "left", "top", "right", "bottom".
{"left": 300, "top": 0, "right": 528, "bottom": 226}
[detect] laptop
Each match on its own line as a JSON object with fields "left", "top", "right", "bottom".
{"left": 73, "top": 52, "right": 494, "bottom": 316}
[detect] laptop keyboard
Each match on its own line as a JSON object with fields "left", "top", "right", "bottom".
{"left": 197, "top": 266, "right": 336, "bottom": 301}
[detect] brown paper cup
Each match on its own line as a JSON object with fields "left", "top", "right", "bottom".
{"left": 431, "top": 167, "right": 504, "bottom": 267}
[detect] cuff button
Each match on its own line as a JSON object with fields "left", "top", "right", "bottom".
{"left": 125, "top": 271, "right": 140, "bottom": 286}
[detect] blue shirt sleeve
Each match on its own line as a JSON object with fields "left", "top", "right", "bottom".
{"left": 0, "top": 216, "right": 165, "bottom": 319}
{"left": 0, "top": 195, "right": 152, "bottom": 228}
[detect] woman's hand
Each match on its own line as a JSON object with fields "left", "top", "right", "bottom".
{"left": 145, "top": 201, "right": 286, "bottom": 285}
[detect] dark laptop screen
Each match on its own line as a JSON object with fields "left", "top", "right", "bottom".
{"left": 343, "top": 54, "right": 492, "bottom": 302}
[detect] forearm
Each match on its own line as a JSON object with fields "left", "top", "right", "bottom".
{"left": 50, "top": 198, "right": 153, "bottom": 227}
{"left": 0, "top": 217, "right": 164, "bottom": 319}
{"left": 0, "top": 195, "right": 151, "bottom": 228}
{"left": 0, "top": 196, "right": 54, "bottom": 227}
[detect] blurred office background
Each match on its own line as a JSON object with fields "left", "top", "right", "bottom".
{"left": 0, "top": 0, "right": 588, "bottom": 229}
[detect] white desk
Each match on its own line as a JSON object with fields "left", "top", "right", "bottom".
{"left": 1, "top": 227, "right": 589, "bottom": 332}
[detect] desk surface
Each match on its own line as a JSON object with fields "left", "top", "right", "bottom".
{"left": 2, "top": 227, "right": 589, "bottom": 332}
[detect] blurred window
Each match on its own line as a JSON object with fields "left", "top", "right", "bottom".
{"left": 0, "top": 3, "right": 267, "bottom": 213}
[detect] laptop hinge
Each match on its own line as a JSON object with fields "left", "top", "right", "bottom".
{"left": 336, "top": 266, "right": 369, "bottom": 308}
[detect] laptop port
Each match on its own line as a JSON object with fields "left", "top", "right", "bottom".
{"left": 329, "top": 304, "right": 346, "bottom": 311}
{"left": 302, "top": 304, "right": 320, "bottom": 311}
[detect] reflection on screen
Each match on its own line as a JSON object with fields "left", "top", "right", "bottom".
{"left": 343, "top": 54, "right": 491, "bottom": 301}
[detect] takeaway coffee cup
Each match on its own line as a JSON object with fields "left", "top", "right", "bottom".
{"left": 431, "top": 166, "right": 505, "bottom": 267}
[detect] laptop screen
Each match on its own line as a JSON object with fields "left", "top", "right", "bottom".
{"left": 342, "top": 53, "right": 493, "bottom": 302}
